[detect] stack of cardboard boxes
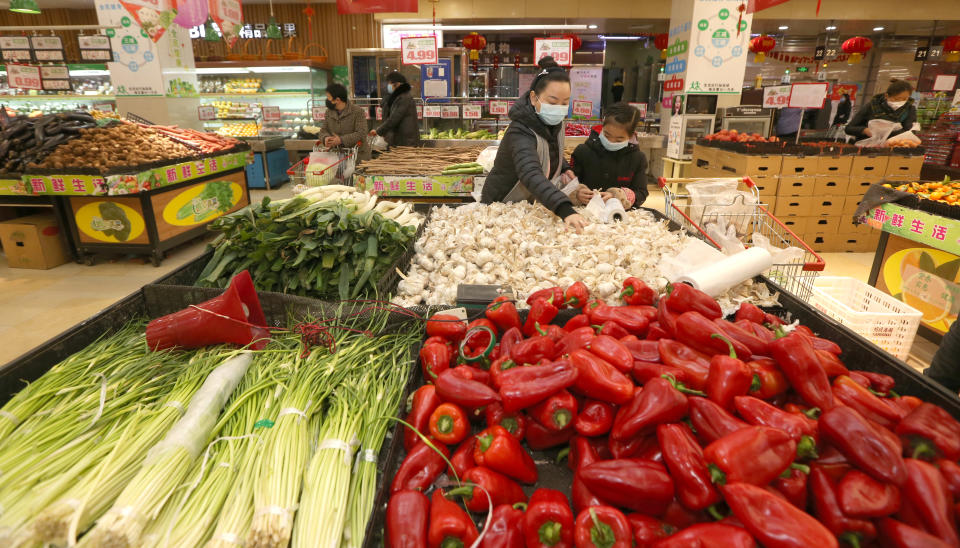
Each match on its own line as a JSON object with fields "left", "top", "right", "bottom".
{"left": 690, "top": 145, "right": 924, "bottom": 253}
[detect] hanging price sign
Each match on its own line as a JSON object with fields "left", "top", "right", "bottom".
{"left": 40, "top": 65, "right": 71, "bottom": 91}
{"left": 0, "top": 36, "right": 30, "bottom": 62}
{"left": 416, "top": 105, "right": 423, "bottom": 119}
{"left": 572, "top": 100, "right": 592, "bottom": 117}
{"left": 533, "top": 38, "right": 573, "bottom": 67}
{"left": 401, "top": 36, "right": 438, "bottom": 65}
{"left": 788, "top": 82, "right": 829, "bottom": 109}
{"left": 762, "top": 85, "right": 792, "bottom": 109}
{"left": 424, "top": 105, "right": 441, "bottom": 118}
{"left": 489, "top": 100, "right": 509, "bottom": 115}
{"left": 78, "top": 35, "right": 113, "bottom": 61}
{"left": 8, "top": 64, "right": 42, "bottom": 90}
{"left": 312, "top": 106, "right": 326, "bottom": 121}
{"left": 462, "top": 104, "right": 482, "bottom": 119}
{"left": 441, "top": 106, "right": 460, "bottom": 119}
{"left": 262, "top": 106, "right": 281, "bottom": 121}
{"left": 197, "top": 105, "right": 217, "bottom": 120}
{"left": 30, "top": 36, "right": 64, "bottom": 62}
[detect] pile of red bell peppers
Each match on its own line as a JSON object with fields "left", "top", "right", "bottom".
{"left": 388, "top": 278, "right": 960, "bottom": 548}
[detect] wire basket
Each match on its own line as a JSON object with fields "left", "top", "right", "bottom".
{"left": 287, "top": 143, "right": 359, "bottom": 186}
{"left": 658, "top": 176, "right": 825, "bottom": 300}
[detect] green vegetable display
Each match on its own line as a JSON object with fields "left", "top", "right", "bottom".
{"left": 177, "top": 180, "right": 235, "bottom": 222}
{"left": 441, "top": 162, "right": 484, "bottom": 175}
{"left": 423, "top": 128, "right": 501, "bottom": 140}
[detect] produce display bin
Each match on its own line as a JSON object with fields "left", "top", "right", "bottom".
{"left": 354, "top": 174, "right": 478, "bottom": 201}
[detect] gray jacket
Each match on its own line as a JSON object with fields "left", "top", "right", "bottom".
{"left": 376, "top": 83, "right": 420, "bottom": 148}
{"left": 321, "top": 102, "right": 370, "bottom": 161}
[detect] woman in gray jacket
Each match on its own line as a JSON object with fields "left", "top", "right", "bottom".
{"left": 370, "top": 72, "right": 420, "bottom": 148}
{"left": 320, "top": 83, "right": 370, "bottom": 161}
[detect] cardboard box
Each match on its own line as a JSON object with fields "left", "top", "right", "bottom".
{"left": 780, "top": 216, "right": 808, "bottom": 234}
{"left": 813, "top": 176, "right": 850, "bottom": 196}
{"left": 850, "top": 155, "right": 890, "bottom": 178}
{"left": 847, "top": 177, "right": 879, "bottom": 196}
{"left": 807, "top": 216, "right": 841, "bottom": 233}
{"left": 810, "top": 197, "right": 845, "bottom": 217}
{"left": 751, "top": 176, "right": 779, "bottom": 197}
{"left": 713, "top": 150, "right": 783, "bottom": 178}
{"left": 0, "top": 214, "right": 70, "bottom": 269}
{"left": 885, "top": 155, "right": 924, "bottom": 179}
{"left": 780, "top": 155, "right": 819, "bottom": 177}
{"left": 809, "top": 232, "right": 863, "bottom": 253}
{"left": 777, "top": 177, "right": 816, "bottom": 197}
{"left": 774, "top": 196, "right": 814, "bottom": 217}
{"left": 761, "top": 196, "right": 777, "bottom": 213}
{"left": 844, "top": 195, "right": 865, "bottom": 215}
{"left": 692, "top": 144, "right": 718, "bottom": 166}
{"left": 816, "top": 155, "right": 854, "bottom": 177}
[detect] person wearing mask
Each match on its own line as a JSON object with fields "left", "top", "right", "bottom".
{"left": 845, "top": 80, "right": 917, "bottom": 141}
{"left": 481, "top": 57, "right": 586, "bottom": 233}
{"left": 369, "top": 72, "right": 420, "bottom": 147}
{"left": 319, "top": 83, "right": 370, "bottom": 161}
{"left": 570, "top": 102, "right": 648, "bottom": 210}
{"left": 834, "top": 93, "right": 852, "bottom": 125}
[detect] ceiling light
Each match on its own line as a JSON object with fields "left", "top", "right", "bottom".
{"left": 588, "top": 24, "right": 598, "bottom": 29}
{"left": 779, "top": 25, "right": 789, "bottom": 30}
{"left": 598, "top": 34, "right": 641, "bottom": 41}
{"left": 9, "top": 0, "right": 40, "bottom": 14}
{"left": 874, "top": 26, "right": 885, "bottom": 31}
{"left": 386, "top": 24, "right": 588, "bottom": 31}
{"left": 826, "top": 26, "right": 837, "bottom": 30}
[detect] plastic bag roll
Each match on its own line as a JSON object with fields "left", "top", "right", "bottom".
{"left": 674, "top": 246, "right": 774, "bottom": 297}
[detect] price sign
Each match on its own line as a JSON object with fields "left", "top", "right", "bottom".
{"left": 401, "top": 36, "right": 438, "bottom": 65}
{"left": 92, "top": 102, "right": 114, "bottom": 112}
{"left": 0, "top": 36, "right": 28, "bottom": 49}
{"left": 462, "top": 104, "right": 482, "bottom": 119}
{"left": 40, "top": 65, "right": 70, "bottom": 91}
{"left": 197, "top": 105, "right": 217, "bottom": 120}
{"left": 572, "top": 100, "right": 592, "bottom": 117}
{"left": 312, "top": 106, "right": 326, "bottom": 121}
{"left": 262, "top": 106, "right": 281, "bottom": 122}
{"left": 376, "top": 106, "right": 383, "bottom": 120}
{"left": 441, "top": 106, "right": 460, "bottom": 119}
{"left": 534, "top": 38, "right": 573, "bottom": 67}
{"left": 489, "top": 100, "right": 509, "bottom": 116}
{"left": 8, "top": 64, "right": 41, "bottom": 90}
{"left": 762, "top": 85, "right": 791, "bottom": 109}
{"left": 31, "top": 36, "right": 64, "bottom": 62}
{"left": 416, "top": 105, "right": 423, "bottom": 119}
{"left": 788, "top": 82, "right": 829, "bottom": 109}
{"left": 424, "top": 105, "right": 442, "bottom": 118}
{"left": 628, "top": 102, "right": 648, "bottom": 118}
{"left": 933, "top": 74, "right": 958, "bottom": 92}
{"left": 78, "top": 35, "right": 113, "bottom": 61}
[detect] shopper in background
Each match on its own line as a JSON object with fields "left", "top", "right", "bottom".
{"left": 570, "top": 102, "right": 648, "bottom": 210}
{"left": 369, "top": 72, "right": 420, "bottom": 148}
{"left": 834, "top": 93, "right": 852, "bottom": 125}
{"left": 320, "top": 83, "right": 370, "bottom": 161}
{"left": 481, "top": 57, "right": 587, "bottom": 233}
{"left": 611, "top": 78, "right": 625, "bottom": 103}
{"left": 775, "top": 107, "right": 804, "bottom": 141}
{"left": 925, "top": 321, "right": 960, "bottom": 393}
{"left": 845, "top": 80, "right": 917, "bottom": 141}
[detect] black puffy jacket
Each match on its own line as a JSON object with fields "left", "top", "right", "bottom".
{"left": 845, "top": 93, "right": 917, "bottom": 141}
{"left": 570, "top": 130, "right": 648, "bottom": 208}
{"left": 376, "top": 83, "right": 420, "bottom": 147}
{"left": 480, "top": 96, "right": 575, "bottom": 219}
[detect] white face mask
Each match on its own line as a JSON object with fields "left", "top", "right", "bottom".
{"left": 599, "top": 132, "right": 629, "bottom": 151}
{"left": 386, "top": 84, "right": 395, "bottom": 94}
{"left": 888, "top": 100, "right": 907, "bottom": 109}
{"left": 536, "top": 101, "right": 568, "bottom": 126}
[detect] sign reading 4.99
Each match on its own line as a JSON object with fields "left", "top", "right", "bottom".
{"left": 8, "top": 64, "right": 42, "bottom": 90}
{"left": 401, "top": 36, "right": 438, "bottom": 66}
{"left": 534, "top": 38, "right": 573, "bottom": 67}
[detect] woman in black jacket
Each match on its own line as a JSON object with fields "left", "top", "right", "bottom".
{"left": 481, "top": 57, "right": 586, "bottom": 232}
{"left": 371, "top": 72, "right": 420, "bottom": 147}
{"left": 845, "top": 80, "right": 917, "bottom": 141}
{"left": 570, "top": 102, "right": 648, "bottom": 209}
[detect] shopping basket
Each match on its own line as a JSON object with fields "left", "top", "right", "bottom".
{"left": 287, "top": 142, "right": 359, "bottom": 187}
{"left": 658, "top": 176, "right": 825, "bottom": 300}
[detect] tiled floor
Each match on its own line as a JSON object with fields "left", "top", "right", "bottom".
{"left": 0, "top": 187, "right": 940, "bottom": 371}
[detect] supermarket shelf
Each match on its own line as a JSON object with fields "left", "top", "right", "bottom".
{"left": 0, "top": 94, "right": 115, "bottom": 101}
{"left": 195, "top": 60, "right": 333, "bottom": 71}
{"left": 199, "top": 92, "right": 310, "bottom": 98}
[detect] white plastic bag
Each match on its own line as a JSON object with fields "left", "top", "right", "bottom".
{"left": 659, "top": 239, "right": 725, "bottom": 281}
{"left": 306, "top": 150, "right": 340, "bottom": 186}
{"left": 476, "top": 146, "right": 499, "bottom": 173}
{"left": 369, "top": 134, "right": 388, "bottom": 151}
{"left": 751, "top": 233, "right": 805, "bottom": 264}
{"left": 704, "top": 216, "right": 747, "bottom": 255}
{"left": 855, "top": 119, "right": 900, "bottom": 147}
{"left": 687, "top": 179, "right": 757, "bottom": 235}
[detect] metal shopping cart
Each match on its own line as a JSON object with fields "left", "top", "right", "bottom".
{"left": 287, "top": 142, "right": 359, "bottom": 187}
{"left": 658, "top": 176, "right": 825, "bottom": 300}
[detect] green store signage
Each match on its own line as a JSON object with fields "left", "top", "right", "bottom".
{"left": 355, "top": 175, "right": 476, "bottom": 197}
{"left": 863, "top": 203, "right": 960, "bottom": 256}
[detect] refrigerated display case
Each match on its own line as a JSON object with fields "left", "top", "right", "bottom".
{"left": 0, "top": 63, "right": 115, "bottom": 114}
{"left": 717, "top": 106, "right": 774, "bottom": 137}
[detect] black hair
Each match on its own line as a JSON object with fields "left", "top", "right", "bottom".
{"left": 886, "top": 79, "right": 913, "bottom": 97}
{"left": 531, "top": 56, "right": 570, "bottom": 94}
{"left": 603, "top": 102, "right": 641, "bottom": 134}
{"left": 842, "top": 93, "right": 850, "bottom": 100}
{"left": 386, "top": 71, "right": 407, "bottom": 85}
{"left": 326, "top": 83, "right": 349, "bottom": 103}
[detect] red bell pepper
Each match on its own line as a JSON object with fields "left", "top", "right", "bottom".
{"left": 901, "top": 458, "right": 960, "bottom": 546}
{"left": 646, "top": 322, "right": 669, "bottom": 341}
{"left": 574, "top": 400, "right": 615, "bottom": 437}
{"left": 451, "top": 365, "right": 492, "bottom": 387}
{"left": 488, "top": 297, "right": 523, "bottom": 333}
{"left": 569, "top": 349, "right": 634, "bottom": 406}
{"left": 565, "top": 314, "right": 591, "bottom": 331}
{"left": 386, "top": 490, "right": 430, "bottom": 548}
{"left": 809, "top": 466, "right": 876, "bottom": 546}
{"left": 768, "top": 330, "right": 835, "bottom": 411}
{"left": 675, "top": 312, "right": 752, "bottom": 359}
{"left": 598, "top": 321, "right": 630, "bottom": 339}
{"left": 626, "top": 514, "right": 676, "bottom": 547}
{"left": 803, "top": 333, "right": 843, "bottom": 356}
{"left": 704, "top": 426, "right": 798, "bottom": 486}
{"left": 657, "top": 423, "right": 722, "bottom": 510}
{"left": 482, "top": 503, "right": 528, "bottom": 548}
{"left": 449, "top": 467, "right": 527, "bottom": 513}
{"left": 499, "top": 359, "right": 579, "bottom": 412}
{"left": 490, "top": 357, "right": 518, "bottom": 390}
{"left": 526, "top": 420, "right": 575, "bottom": 450}
{"left": 557, "top": 327, "right": 597, "bottom": 356}
{"left": 665, "top": 283, "right": 722, "bottom": 319}
{"left": 579, "top": 459, "right": 674, "bottom": 515}
{"left": 733, "top": 395, "right": 819, "bottom": 445}
{"left": 528, "top": 287, "right": 565, "bottom": 307}
{"left": 405, "top": 385, "right": 442, "bottom": 451}
{"left": 565, "top": 282, "right": 591, "bottom": 309}
{"left": 621, "top": 277, "right": 656, "bottom": 306}
{"left": 611, "top": 376, "right": 688, "bottom": 441}
{"left": 609, "top": 433, "right": 661, "bottom": 461}
{"left": 574, "top": 506, "right": 632, "bottom": 548}
{"left": 820, "top": 406, "right": 906, "bottom": 486}
{"left": 658, "top": 339, "right": 711, "bottom": 390}
{"left": 570, "top": 437, "right": 607, "bottom": 513}
{"left": 735, "top": 302, "right": 765, "bottom": 324}
{"left": 585, "top": 335, "right": 633, "bottom": 373}
{"left": 421, "top": 342, "right": 453, "bottom": 380}
{"left": 650, "top": 523, "right": 754, "bottom": 548}
{"left": 429, "top": 489, "right": 479, "bottom": 548}
{"left": 511, "top": 335, "right": 557, "bottom": 366}
{"left": 523, "top": 489, "right": 575, "bottom": 548}
{"left": 537, "top": 323, "right": 567, "bottom": 343}
{"left": 586, "top": 302, "right": 650, "bottom": 335}
{"left": 631, "top": 362, "right": 689, "bottom": 386}
{"left": 391, "top": 440, "right": 450, "bottom": 493}
{"left": 939, "top": 459, "right": 960, "bottom": 499}
{"left": 530, "top": 389, "right": 579, "bottom": 431}
{"left": 429, "top": 403, "right": 470, "bottom": 445}
{"left": 723, "top": 482, "right": 838, "bottom": 548}
{"left": 714, "top": 318, "right": 770, "bottom": 357}
{"left": 705, "top": 334, "right": 753, "bottom": 411}
{"left": 622, "top": 339, "right": 659, "bottom": 362}
{"left": 499, "top": 327, "right": 523, "bottom": 359}
{"left": 449, "top": 437, "right": 476, "bottom": 479}
{"left": 738, "top": 320, "right": 775, "bottom": 344}
{"left": 427, "top": 314, "right": 467, "bottom": 342}
{"left": 524, "top": 299, "right": 559, "bottom": 337}
{"left": 879, "top": 518, "right": 956, "bottom": 548}
{"left": 435, "top": 368, "right": 500, "bottom": 408}
{"left": 772, "top": 466, "right": 808, "bottom": 509}
{"left": 814, "top": 349, "right": 849, "bottom": 378}
{"left": 852, "top": 370, "right": 896, "bottom": 395}
{"left": 486, "top": 401, "right": 526, "bottom": 441}
{"left": 896, "top": 403, "right": 960, "bottom": 461}
{"left": 832, "top": 375, "right": 906, "bottom": 429}
{"left": 688, "top": 396, "right": 749, "bottom": 445}
{"left": 657, "top": 298, "right": 679, "bottom": 337}
{"left": 763, "top": 313, "right": 785, "bottom": 327}
{"left": 837, "top": 468, "right": 901, "bottom": 518}
{"left": 747, "top": 358, "right": 788, "bottom": 400}
{"left": 474, "top": 424, "right": 538, "bottom": 484}
{"left": 661, "top": 499, "right": 707, "bottom": 529}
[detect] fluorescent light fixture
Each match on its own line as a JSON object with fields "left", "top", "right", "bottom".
{"left": 247, "top": 66, "right": 311, "bottom": 74}
{"left": 386, "top": 24, "right": 587, "bottom": 31}
{"left": 826, "top": 25, "right": 837, "bottom": 30}
{"left": 69, "top": 69, "right": 110, "bottom": 76}
{"left": 195, "top": 67, "right": 252, "bottom": 74}
{"left": 778, "top": 25, "right": 789, "bottom": 30}
{"left": 588, "top": 24, "right": 598, "bottom": 29}
{"left": 873, "top": 26, "right": 885, "bottom": 31}
{"left": 598, "top": 34, "right": 641, "bottom": 41}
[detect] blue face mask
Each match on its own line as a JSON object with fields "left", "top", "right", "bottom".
{"left": 536, "top": 99, "right": 568, "bottom": 126}
{"left": 599, "top": 132, "right": 629, "bottom": 151}
{"left": 386, "top": 83, "right": 394, "bottom": 94}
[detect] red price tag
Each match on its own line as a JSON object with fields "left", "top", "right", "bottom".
{"left": 197, "top": 105, "right": 216, "bottom": 121}
{"left": 441, "top": 106, "right": 460, "bottom": 119}
{"left": 262, "top": 106, "right": 281, "bottom": 122}
{"left": 463, "top": 105, "right": 482, "bottom": 119}
{"left": 572, "top": 100, "right": 592, "bottom": 117}
{"left": 401, "top": 36, "right": 438, "bottom": 66}
{"left": 8, "top": 64, "right": 42, "bottom": 90}
{"left": 416, "top": 105, "right": 423, "bottom": 119}
{"left": 534, "top": 38, "right": 573, "bottom": 67}
{"left": 489, "top": 101, "right": 508, "bottom": 116}
{"left": 424, "top": 105, "right": 441, "bottom": 118}
{"left": 312, "top": 106, "right": 326, "bottom": 121}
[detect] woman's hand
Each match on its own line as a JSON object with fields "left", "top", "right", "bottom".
{"left": 575, "top": 186, "right": 595, "bottom": 204}
{"left": 324, "top": 135, "right": 342, "bottom": 147}
{"left": 564, "top": 213, "right": 588, "bottom": 234}
{"left": 600, "top": 191, "right": 614, "bottom": 201}
{"left": 368, "top": 129, "right": 378, "bottom": 137}
{"left": 863, "top": 128, "right": 873, "bottom": 137}
{"left": 561, "top": 170, "right": 577, "bottom": 183}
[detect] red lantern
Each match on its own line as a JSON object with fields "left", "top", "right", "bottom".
{"left": 943, "top": 36, "right": 960, "bottom": 62}
{"left": 563, "top": 34, "right": 582, "bottom": 51}
{"left": 654, "top": 33, "right": 669, "bottom": 59}
{"left": 514, "top": 54, "right": 521, "bottom": 71}
{"left": 462, "top": 32, "right": 487, "bottom": 63}
{"left": 749, "top": 35, "right": 776, "bottom": 63}
{"left": 842, "top": 36, "right": 873, "bottom": 64}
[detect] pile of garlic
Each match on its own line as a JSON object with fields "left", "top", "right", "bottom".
{"left": 393, "top": 202, "right": 779, "bottom": 310}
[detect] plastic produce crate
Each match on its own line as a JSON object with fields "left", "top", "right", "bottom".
{"left": 808, "top": 276, "right": 922, "bottom": 360}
